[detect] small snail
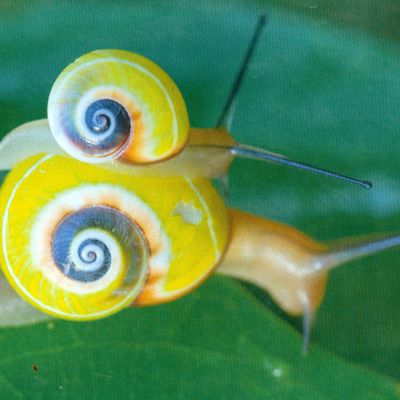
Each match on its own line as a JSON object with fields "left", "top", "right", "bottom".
{"left": 48, "top": 49, "right": 189, "bottom": 165}
{"left": 0, "top": 21, "right": 371, "bottom": 187}
{"left": 0, "top": 16, "right": 398, "bottom": 351}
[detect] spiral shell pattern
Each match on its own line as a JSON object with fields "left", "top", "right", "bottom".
{"left": 48, "top": 49, "right": 189, "bottom": 164}
{"left": 0, "top": 155, "right": 229, "bottom": 320}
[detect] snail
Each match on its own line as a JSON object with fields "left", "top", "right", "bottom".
{"left": 0, "top": 19, "right": 371, "bottom": 188}
{"left": 0, "top": 16, "right": 398, "bottom": 351}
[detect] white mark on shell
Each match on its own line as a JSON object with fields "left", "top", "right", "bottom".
{"left": 172, "top": 201, "right": 203, "bottom": 225}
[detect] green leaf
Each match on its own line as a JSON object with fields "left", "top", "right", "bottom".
{"left": 0, "top": 279, "right": 398, "bottom": 399}
{"left": 0, "top": 0, "right": 399, "bottom": 398}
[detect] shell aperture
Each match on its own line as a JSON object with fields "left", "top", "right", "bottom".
{"left": 48, "top": 49, "right": 189, "bottom": 164}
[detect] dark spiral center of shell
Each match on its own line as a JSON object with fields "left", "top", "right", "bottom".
{"left": 80, "top": 99, "right": 131, "bottom": 156}
{"left": 52, "top": 206, "right": 145, "bottom": 283}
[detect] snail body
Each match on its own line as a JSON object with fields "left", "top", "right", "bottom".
{"left": 0, "top": 120, "right": 235, "bottom": 178}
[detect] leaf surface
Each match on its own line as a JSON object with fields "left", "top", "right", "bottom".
{"left": 0, "top": 1, "right": 399, "bottom": 398}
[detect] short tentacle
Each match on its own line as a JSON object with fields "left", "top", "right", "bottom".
{"left": 299, "top": 292, "right": 314, "bottom": 354}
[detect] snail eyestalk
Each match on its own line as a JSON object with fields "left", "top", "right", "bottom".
{"left": 318, "top": 233, "right": 400, "bottom": 272}
{"left": 216, "top": 15, "right": 267, "bottom": 130}
{"left": 211, "top": 13, "right": 370, "bottom": 190}
{"left": 231, "top": 144, "right": 372, "bottom": 189}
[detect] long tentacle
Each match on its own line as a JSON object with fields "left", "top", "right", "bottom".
{"left": 216, "top": 15, "right": 267, "bottom": 130}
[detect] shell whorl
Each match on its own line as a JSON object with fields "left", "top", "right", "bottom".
{"left": 11, "top": 182, "right": 152, "bottom": 320}
{"left": 48, "top": 206, "right": 148, "bottom": 290}
{"left": 48, "top": 49, "right": 189, "bottom": 164}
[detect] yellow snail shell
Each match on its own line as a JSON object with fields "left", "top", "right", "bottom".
{"left": 0, "top": 154, "right": 228, "bottom": 320}
{"left": 48, "top": 49, "right": 189, "bottom": 165}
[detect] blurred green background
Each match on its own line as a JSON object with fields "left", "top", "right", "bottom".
{"left": 0, "top": 0, "right": 399, "bottom": 398}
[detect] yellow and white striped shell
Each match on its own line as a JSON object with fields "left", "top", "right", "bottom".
{"left": 48, "top": 49, "right": 189, "bottom": 164}
{"left": 0, "top": 154, "right": 229, "bottom": 320}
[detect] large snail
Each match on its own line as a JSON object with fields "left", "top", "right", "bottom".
{"left": 0, "top": 16, "right": 398, "bottom": 350}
